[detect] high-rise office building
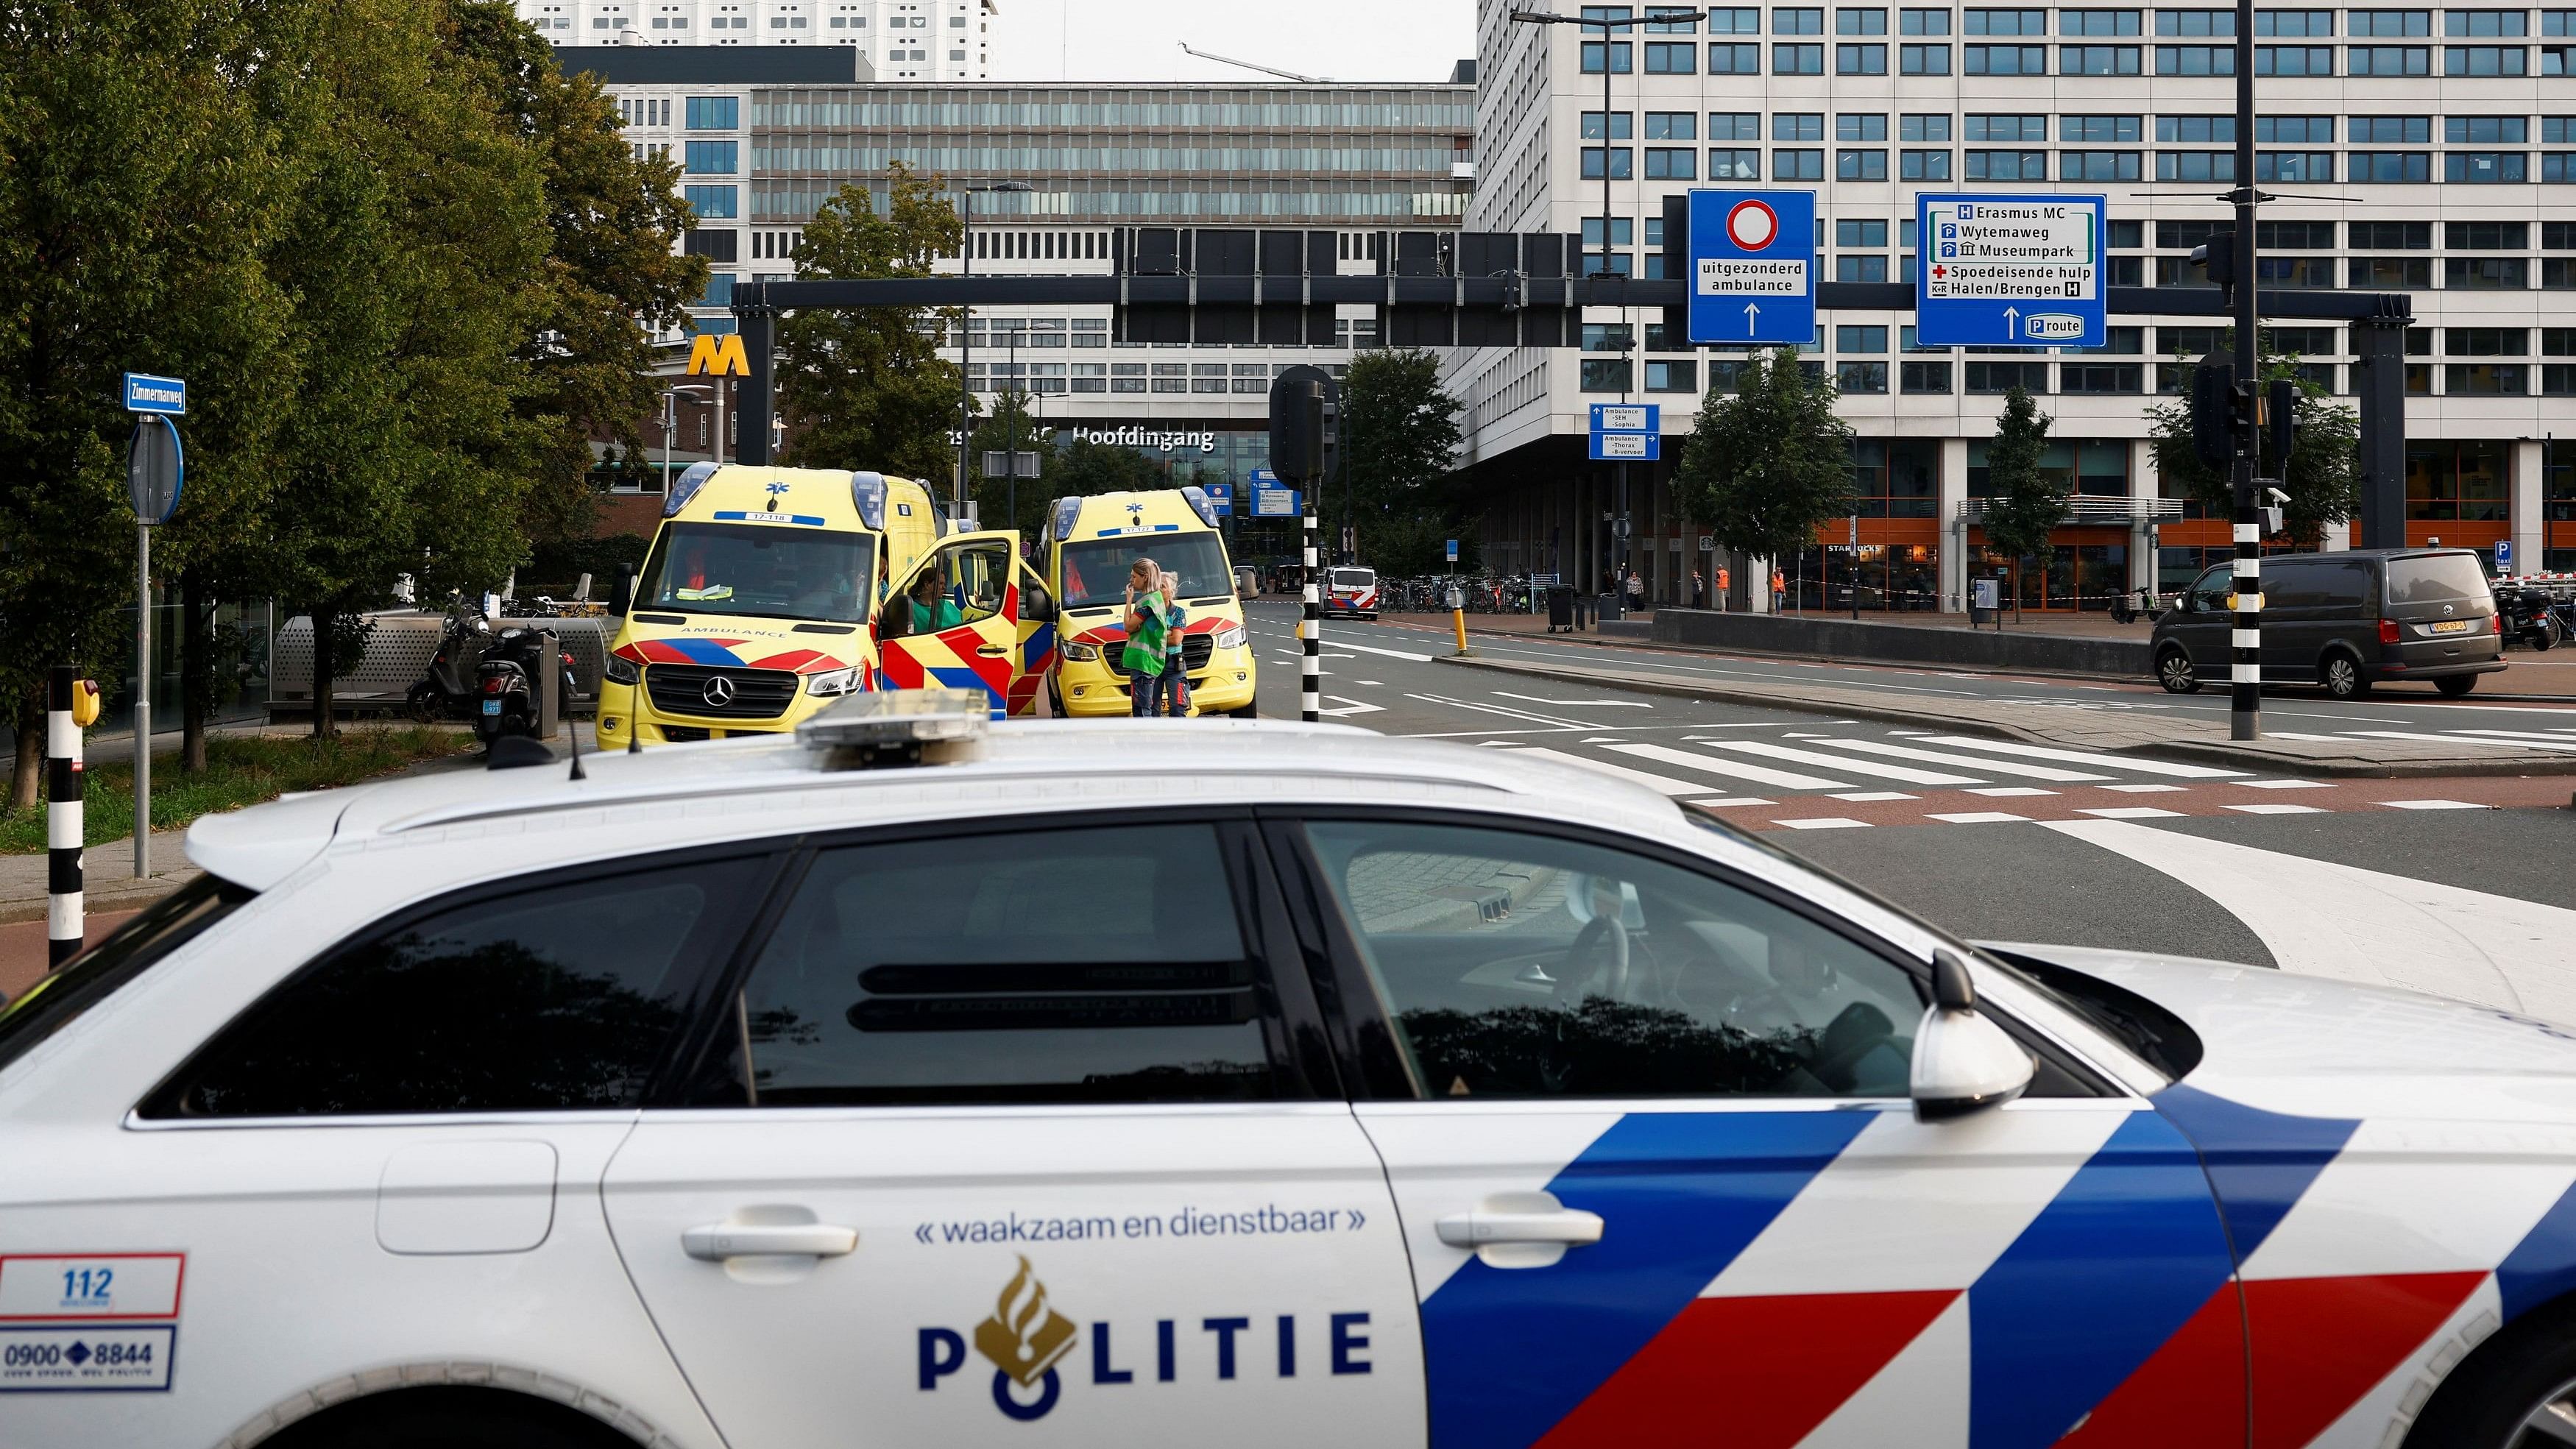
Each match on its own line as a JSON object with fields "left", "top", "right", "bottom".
{"left": 526, "top": 0, "right": 996, "bottom": 82}
{"left": 1451, "top": 0, "right": 2575, "bottom": 610}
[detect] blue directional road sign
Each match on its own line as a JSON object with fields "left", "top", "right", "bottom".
{"left": 1588, "top": 403, "right": 1662, "bottom": 461}
{"left": 1686, "top": 190, "right": 1816, "bottom": 346}
{"left": 1200, "top": 481, "right": 1234, "bottom": 517}
{"left": 122, "top": 372, "right": 186, "bottom": 415}
{"left": 1249, "top": 470, "right": 1302, "bottom": 518}
{"left": 1915, "top": 194, "right": 2106, "bottom": 347}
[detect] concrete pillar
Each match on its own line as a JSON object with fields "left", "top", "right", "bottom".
{"left": 1939, "top": 436, "right": 1971, "bottom": 609}
{"left": 2514, "top": 439, "right": 2545, "bottom": 577}
{"left": 2131, "top": 444, "right": 2162, "bottom": 588}
{"left": 1747, "top": 554, "right": 1773, "bottom": 613}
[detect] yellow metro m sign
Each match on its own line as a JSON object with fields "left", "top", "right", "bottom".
{"left": 687, "top": 333, "right": 749, "bottom": 377}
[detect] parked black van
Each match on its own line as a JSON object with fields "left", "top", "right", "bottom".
{"left": 2151, "top": 548, "right": 2505, "bottom": 699}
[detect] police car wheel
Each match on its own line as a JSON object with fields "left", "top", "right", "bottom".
{"left": 2407, "top": 1307, "right": 2576, "bottom": 1449}
{"left": 264, "top": 1386, "right": 634, "bottom": 1449}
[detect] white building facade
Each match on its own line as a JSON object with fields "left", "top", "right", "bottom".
{"left": 1450, "top": 0, "right": 2575, "bottom": 611}
{"left": 524, "top": 0, "right": 994, "bottom": 81}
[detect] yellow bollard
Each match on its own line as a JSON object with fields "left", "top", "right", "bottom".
{"left": 1449, "top": 584, "right": 1471, "bottom": 656}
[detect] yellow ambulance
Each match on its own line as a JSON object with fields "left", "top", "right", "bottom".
{"left": 1039, "top": 486, "right": 1258, "bottom": 718}
{"left": 598, "top": 464, "right": 1050, "bottom": 745}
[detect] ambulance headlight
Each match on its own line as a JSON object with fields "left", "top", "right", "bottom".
{"left": 807, "top": 666, "right": 866, "bottom": 696}
{"left": 602, "top": 653, "right": 640, "bottom": 686}
{"left": 1061, "top": 642, "right": 1101, "bottom": 662}
{"left": 1214, "top": 626, "right": 1247, "bottom": 651}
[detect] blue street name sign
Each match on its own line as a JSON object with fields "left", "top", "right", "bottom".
{"left": 1588, "top": 403, "right": 1662, "bottom": 461}
{"left": 1685, "top": 190, "right": 1816, "bottom": 346}
{"left": 122, "top": 372, "right": 186, "bottom": 415}
{"left": 1915, "top": 194, "right": 2106, "bottom": 347}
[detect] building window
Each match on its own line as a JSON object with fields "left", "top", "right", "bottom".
{"left": 2446, "top": 258, "right": 2530, "bottom": 289}
{"left": 2349, "top": 151, "right": 2432, "bottom": 182}
{"left": 1646, "top": 360, "right": 1699, "bottom": 392}
{"left": 2349, "top": 43, "right": 2432, "bottom": 71}
{"left": 1777, "top": 7, "right": 1827, "bottom": 31}
{"left": 1839, "top": 324, "right": 1890, "bottom": 350}
{"left": 1646, "top": 40, "right": 1699, "bottom": 69}
{"left": 2445, "top": 152, "right": 2528, "bottom": 183}
{"left": 1902, "top": 360, "right": 1955, "bottom": 392}
{"left": 1775, "top": 41, "right": 1826, "bottom": 69}
{"left": 1903, "top": 113, "right": 1953, "bottom": 141}
{"left": 1709, "top": 147, "right": 1762, "bottom": 178}
{"left": 1838, "top": 41, "right": 1889, "bottom": 69}
{"left": 2351, "top": 9, "right": 2431, "bottom": 37}
{"left": 2156, "top": 43, "right": 2236, "bottom": 71}
{"left": 1581, "top": 359, "right": 1635, "bottom": 392}
{"left": 2256, "top": 44, "right": 2335, "bottom": 71}
{"left": 2351, "top": 256, "right": 2434, "bottom": 288}
{"left": 1774, "top": 148, "right": 1825, "bottom": 179}
{"left": 2255, "top": 151, "right": 2334, "bottom": 181}
{"left": 683, "top": 185, "right": 738, "bottom": 219}
{"left": 1582, "top": 40, "right": 1634, "bottom": 71}
{"left": 2446, "top": 43, "right": 2529, "bottom": 72}
{"left": 684, "top": 96, "right": 740, "bottom": 130}
{"left": 2062, "top": 43, "right": 2142, "bottom": 71}
{"left": 1711, "top": 111, "right": 1763, "bottom": 139}
{"left": 2062, "top": 150, "right": 2142, "bottom": 180}
{"left": 2407, "top": 440, "right": 2510, "bottom": 521}
{"left": 1839, "top": 7, "right": 1889, "bottom": 32}
{"left": 1967, "top": 43, "right": 2048, "bottom": 69}
{"left": 1580, "top": 148, "right": 1634, "bottom": 179}
{"left": 1966, "top": 360, "right": 2051, "bottom": 392}
{"left": 2061, "top": 362, "right": 2142, "bottom": 393}
{"left": 1646, "top": 147, "right": 1696, "bottom": 177}
{"left": 696, "top": 273, "right": 735, "bottom": 308}
{"left": 1837, "top": 148, "right": 1889, "bottom": 180}
{"left": 1902, "top": 7, "right": 1952, "bottom": 31}
{"left": 1836, "top": 253, "right": 1889, "bottom": 280}
{"left": 1709, "top": 41, "right": 1763, "bottom": 68}
{"left": 1967, "top": 113, "right": 2048, "bottom": 141}
{"left": 2064, "top": 8, "right": 2142, "bottom": 34}
{"left": 1903, "top": 149, "right": 1953, "bottom": 179}
{"left": 2154, "top": 7, "right": 2234, "bottom": 35}
{"left": 1838, "top": 361, "right": 1890, "bottom": 393}
{"left": 2255, "top": 258, "right": 2335, "bottom": 288}
{"left": 684, "top": 140, "right": 737, "bottom": 174}
{"left": 1966, "top": 149, "right": 2048, "bottom": 180}
{"left": 1902, "top": 41, "right": 1953, "bottom": 68}
{"left": 2447, "top": 9, "right": 2527, "bottom": 35}
{"left": 1646, "top": 111, "right": 1698, "bottom": 140}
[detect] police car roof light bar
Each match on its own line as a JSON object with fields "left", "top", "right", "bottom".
{"left": 798, "top": 688, "right": 992, "bottom": 768}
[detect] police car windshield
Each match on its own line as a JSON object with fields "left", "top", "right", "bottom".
{"left": 1058, "top": 534, "right": 1231, "bottom": 611}
{"left": 1333, "top": 569, "right": 1375, "bottom": 587}
{"left": 637, "top": 522, "right": 875, "bottom": 625}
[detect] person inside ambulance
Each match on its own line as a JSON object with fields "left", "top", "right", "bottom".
{"left": 790, "top": 564, "right": 862, "bottom": 623}
{"left": 884, "top": 563, "right": 961, "bottom": 640}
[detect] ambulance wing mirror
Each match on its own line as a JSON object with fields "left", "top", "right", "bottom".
{"left": 1911, "top": 950, "right": 2033, "bottom": 1122}
{"left": 1024, "top": 581, "right": 1057, "bottom": 624}
{"left": 611, "top": 563, "right": 635, "bottom": 618}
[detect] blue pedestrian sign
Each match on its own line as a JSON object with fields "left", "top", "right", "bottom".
{"left": 1446, "top": 539, "right": 1459, "bottom": 564}
{"left": 122, "top": 372, "right": 186, "bottom": 415}
{"left": 1915, "top": 194, "right": 2106, "bottom": 347}
{"left": 1685, "top": 190, "right": 1816, "bottom": 345}
{"left": 1588, "top": 403, "right": 1661, "bottom": 461}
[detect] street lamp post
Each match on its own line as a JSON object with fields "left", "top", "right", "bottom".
{"left": 1510, "top": 7, "right": 1703, "bottom": 602}
{"left": 958, "top": 180, "right": 1034, "bottom": 524}
{"left": 662, "top": 384, "right": 713, "bottom": 490}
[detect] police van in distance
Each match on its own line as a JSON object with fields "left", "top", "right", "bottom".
{"left": 5, "top": 694, "right": 2576, "bottom": 1449}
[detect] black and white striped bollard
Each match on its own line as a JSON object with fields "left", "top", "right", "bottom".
{"left": 1301, "top": 507, "right": 1320, "bottom": 723}
{"left": 47, "top": 665, "right": 84, "bottom": 966}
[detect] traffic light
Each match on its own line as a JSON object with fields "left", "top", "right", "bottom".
{"left": 2190, "top": 354, "right": 2236, "bottom": 472}
{"left": 2265, "top": 376, "right": 2298, "bottom": 475}
{"left": 1268, "top": 375, "right": 1328, "bottom": 485}
{"left": 2190, "top": 230, "right": 2237, "bottom": 292}
{"left": 1661, "top": 192, "right": 1691, "bottom": 344}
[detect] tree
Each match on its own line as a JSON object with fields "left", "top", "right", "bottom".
{"left": 447, "top": 2, "right": 708, "bottom": 550}
{"left": 1340, "top": 348, "right": 1466, "bottom": 574}
{"left": 777, "top": 163, "right": 965, "bottom": 486}
{"left": 963, "top": 388, "right": 1047, "bottom": 537}
{"left": 1671, "top": 349, "right": 1854, "bottom": 592}
{"left": 2146, "top": 344, "right": 2359, "bottom": 550}
{"left": 1977, "top": 387, "right": 2065, "bottom": 623}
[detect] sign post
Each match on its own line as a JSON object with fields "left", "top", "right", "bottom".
{"left": 121, "top": 375, "right": 185, "bottom": 882}
{"left": 1914, "top": 194, "right": 2107, "bottom": 347}
{"left": 1685, "top": 191, "right": 1817, "bottom": 346}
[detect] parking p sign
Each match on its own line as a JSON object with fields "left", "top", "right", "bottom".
{"left": 1915, "top": 194, "right": 2106, "bottom": 347}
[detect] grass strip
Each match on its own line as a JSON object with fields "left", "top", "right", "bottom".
{"left": 0, "top": 727, "right": 474, "bottom": 854}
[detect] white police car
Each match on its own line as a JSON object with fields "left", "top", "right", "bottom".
{"left": 7, "top": 693, "right": 2576, "bottom": 1449}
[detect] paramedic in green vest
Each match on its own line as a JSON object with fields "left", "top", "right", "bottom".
{"left": 1122, "top": 558, "right": 1169, "bottom": 718}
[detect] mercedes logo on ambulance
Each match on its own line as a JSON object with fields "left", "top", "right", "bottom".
{"left": 701, "top": 676, "right": 737, "bottom": 708}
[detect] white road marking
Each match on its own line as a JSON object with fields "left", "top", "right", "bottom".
{"left": 1604, "top": 742, "right": 1854, "bottom": 791}
{"left": 1691, "top": 796, "right": 1776, "bottom": 807}
{"left": 1805, "top": 737, "right": 2113, "bottom": 782}
{"left": 1320, "top": 638, "right": 1437, "bottom": 662}
{"left": 2378, "top": 799, "right": 2490, "bottom": 811}
{"left": 2349, "top": 731, "right": 2576, "bottom": 754}
{"left": 1963, "top": 786, "right": 2057, "bottom": 798}
{"left": 1357, "top": 679, "right": 1383, "bottom": 686}
{"left": 1406, "top": 693, "right": 1598, "bottom": 730}
{"left": 2080, "top": 807, "right": 2186, "bottom": 819}
{"left": 2040, "top": 818, "right": 2576, "bottom": 1020}
{"left": 1917, "top": 735, "right": 2248, "bottom": 779}
{"left": 2241, "top": 779, "right": 2334, "bottom": 790}
{"left": 1928, "top": 812, "right": 2031, "bottom": 824}
{"left": 2096, "top": 783, "right": 2189, "bottom": 794}
{"left": 2224, "top": 803, "right": 2329, "bottom": 815}
{"left": 1777, "top": 817, "right": 1874, "bottom": 829}
{"left": 1496, "top": 745, "right": 1725, "bottom": 796}
{"left": 1317, "top": 696, "right": 1384, "bottom": 717}
{"left": 2447, "top": 729, "right": 2576, "bottom": 749}
{"left": 1831, "top": 791, "right": 1919, "bottom": 801}
{"left": 1700, "top": 739, "right": 1986, "bottom": 787}
{"left": 1493, "top": 692, "right": 1653, "bottom": 708}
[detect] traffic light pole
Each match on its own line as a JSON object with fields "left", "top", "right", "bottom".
{"left": 2228, "top": 0, "right": 2262, "bottom": 742}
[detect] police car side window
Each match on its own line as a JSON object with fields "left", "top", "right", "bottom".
{"left": 141, "top": 857, "right": 771, "bottom": 1119}
{"left": 704, "top": 823, "right": 1281, "bottom": 1107}
{"left": 1298, "top": 821, "right": 1924, "bottom": 1099}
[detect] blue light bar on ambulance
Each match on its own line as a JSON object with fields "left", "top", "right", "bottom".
{"left": 1048, "top": 496, "right": 1083, "bottom": 545}
{"left": 797, "top": 688, "right": 990, "bottom": 762}
{"left": 849, "top": 472, "right": 888, "bottom": 531}
{"left": 1180, "top": 486, "right": 1220, "bottom": 529}
{"left": 665, "top": 462, "right": 718, "bottom": 517}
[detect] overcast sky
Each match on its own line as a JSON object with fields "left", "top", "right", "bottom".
{"left": 988, "top": 0, "right": 1478, "bottom": 84}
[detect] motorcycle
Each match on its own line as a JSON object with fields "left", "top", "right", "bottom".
{"left": 406, "top": 604, "right": 494, "bottom": 723}
{"left": 2499, "top": 587, "right": 2562, "bottom": 651}
{"left": 473, "top": 626, "right": 583, "bottom": 746}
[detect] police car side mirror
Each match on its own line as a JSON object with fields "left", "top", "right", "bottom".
{"left": 1911, "top": 951, "right": 2033, "bottom": 1121}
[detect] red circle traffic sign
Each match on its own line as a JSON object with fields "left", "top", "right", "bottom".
{"left": 1724, "top": 199, "right": 1779, "bottom": 252}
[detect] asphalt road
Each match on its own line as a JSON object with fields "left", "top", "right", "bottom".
{"left": 1241, "top": 600, "right": 2576, "bottom": 1015}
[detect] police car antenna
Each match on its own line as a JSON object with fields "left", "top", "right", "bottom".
{"left": 567, "top": 710, "right": 587, "bottom": 781}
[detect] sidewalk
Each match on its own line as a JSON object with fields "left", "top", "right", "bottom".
{"left": 1434, "top": 653, "right": 2576, "bottom": 779}
{"left": 1377, "top": 607, "right": 2576, "bottom": 698}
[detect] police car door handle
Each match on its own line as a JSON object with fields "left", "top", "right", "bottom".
{"left": 1434, "top": 1208, "right": 1604, "bottom": 1249}
{"left": 682, "top": 1222, "right": 860, "bottom": 1261}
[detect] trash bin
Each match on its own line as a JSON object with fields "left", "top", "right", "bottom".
{"left": 1546, "top": 586, "right": 1576, "bottom": 633}
{"left": 1598, "top": 592, "right": 1624, "bottom": 624}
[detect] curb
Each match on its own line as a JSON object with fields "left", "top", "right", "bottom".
{"left": 0, "top": 876, "right": 194, "bottom": 927}
{"left": 1432, "top": 653, "right": 2576, "bottom": 780}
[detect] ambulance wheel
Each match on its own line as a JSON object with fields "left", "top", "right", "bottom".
{"left": 266, "top": 1386, "right": 634, "bottom": 1449}
{"left": 2407, "top": 1297, "right": 2576, "bottom": 1449}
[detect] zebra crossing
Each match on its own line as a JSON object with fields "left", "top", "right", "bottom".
{"left": 1468, "top": 723, "right": 2530, "bottom": 828}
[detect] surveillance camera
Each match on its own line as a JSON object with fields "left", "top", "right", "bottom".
{"left": 2265, "top": 486, "right": 2290, "bottom": 505}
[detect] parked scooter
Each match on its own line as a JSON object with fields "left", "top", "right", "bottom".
{"left": 473, "top": 626, "right": 582, "bottom": 746}
{"left": 2499, "top": 587, "right": 2562, "bottom": 651}
{"left": 406, "top": 602, "right": 494, "bottom": 723}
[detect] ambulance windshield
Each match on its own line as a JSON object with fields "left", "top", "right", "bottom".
{"left": 1058, "top": 534, "right": 1231, "bottom": 611}
{"left": 637, "top": 522, "right": 876, "bottom": 625}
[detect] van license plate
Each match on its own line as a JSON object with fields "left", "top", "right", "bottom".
{"left": 2429, "top": 620, "right": 2472, "bottom": 634}
{"left": 482, "top": 699, "right": 503, "bottom": 715}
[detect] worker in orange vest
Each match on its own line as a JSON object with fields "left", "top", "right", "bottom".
{"left": 1715, "top": 566, "right": 1731, "bottom": 612}
{"left": 1770, "top": 567, "right": 1787, "bottom": 612}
